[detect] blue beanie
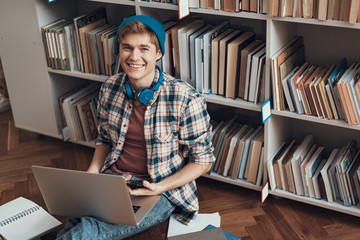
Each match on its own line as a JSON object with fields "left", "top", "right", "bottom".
{"left": 115, "top": 15, "right": 165, "bottom": 59}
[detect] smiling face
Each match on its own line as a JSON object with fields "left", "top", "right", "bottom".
{"left": 119, "top": 32, "right": 162, "bottom": 91}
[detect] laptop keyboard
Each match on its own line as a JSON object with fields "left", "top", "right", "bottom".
{"left": 132, "top": 205, "right": 141, "bottom": 213}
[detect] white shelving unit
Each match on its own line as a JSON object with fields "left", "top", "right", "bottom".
{"left": 1, "top": 0, "right": 360, "bottom": 217}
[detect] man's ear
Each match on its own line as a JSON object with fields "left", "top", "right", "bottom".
{"left": 156, "top": 50, "right": 162, "bottom": 61}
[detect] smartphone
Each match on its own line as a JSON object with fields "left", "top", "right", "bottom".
{"left": 126, "top": 180, "right": 143, "bottom": 189}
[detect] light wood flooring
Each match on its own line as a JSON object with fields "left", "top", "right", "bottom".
{"left": 1, "top": 109, "right": 360, "bottom": 240}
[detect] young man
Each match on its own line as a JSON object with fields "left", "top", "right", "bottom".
{"left": 57, "top": 15, "right": 215, "bottom": 239}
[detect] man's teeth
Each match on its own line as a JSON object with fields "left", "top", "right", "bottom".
{"left": 129, "top": 64, "right": 143, "bottom": 68}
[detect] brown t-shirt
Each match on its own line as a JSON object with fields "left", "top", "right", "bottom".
{"left": 107, "top": 101, "right": 150, "bottom": 181}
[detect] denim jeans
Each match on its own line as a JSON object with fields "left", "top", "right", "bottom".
{"left": 56, "top": 195, "right": 176, "bottom": 240}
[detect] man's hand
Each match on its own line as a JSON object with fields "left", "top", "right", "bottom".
{"left": 87, "top": 166, "right": 100, "bottom": 173}
{"left": 128, "top": 180, "right": 164, "bottom": 196}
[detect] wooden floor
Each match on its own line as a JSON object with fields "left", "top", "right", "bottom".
{"left": 1, "top": 109, "right": 360, "bottom": 240}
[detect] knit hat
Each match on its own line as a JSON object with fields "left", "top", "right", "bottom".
{"left": 115, "top": 15, "right": 165, "bottom": 59}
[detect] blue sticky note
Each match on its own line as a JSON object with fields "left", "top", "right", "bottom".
{"left": 262, "top": 98, "right": 272, "bottom": 123}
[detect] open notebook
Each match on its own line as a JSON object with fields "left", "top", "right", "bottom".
{"left": 0, "top": 197, "right": 61, "bottom": 240}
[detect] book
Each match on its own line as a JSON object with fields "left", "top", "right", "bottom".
{"left": 224, "top": 0, "right": 236, "bottom": 11}
{"left": 62, "top": 83, "right": 100, "bottom": 141}
{"left": 345, "top": 150, "right": 360, "bottom": 205}
{"left": 203, "top": 224, "right": 241, "bottom": 240}
{"left": 202, "top": 22, "right": 229, "bottom": 94}
{"left": 73, "top": 7, "right": 107, "bottom": 73}
{"left": 103, "top": 27, "right": 117, "bottom": 76}
{"left": 271, "top": 36, "right": 304, "bottom": 111}
{"left": 217, "top": 30, "right": 243, "bottom": 96}
{"left": 246, "top": 44, "right": 266, "bottom": 102}
{"left": 282, "top": 66, "right": 300, "bottom": 112}
{"left": 303, "top": 0, "right": 314, "bottom": 18}
{"left": 162, "top": 21, "right": 179, "bottom": 76}
{"left": 290, "top": 135, "right": 314, "bottom": 196}
{"left": 284, "top": 148, "right": 296, "bottom": 193}
{"left": 190, "top": 24, "right": 213, "bottom": 91}
{"left": 298, "top": 64, "right": 316, "bottom": 116}
{"left": 246, "top": 131, "right": 265, "bottom": 184}
{"left": 41, "top": 19, "right": 66, "bottom": 68}
{"left": 211, "top": 117, "right": 238, "bottom": 173}
{"left": 222, "top": 125, "right": 250, "bottom": 176}
{"left": 167, "top": 213, "right": 221, "bottom": 238}
{"left": 320, "top": 148, "right": 339, "bottom": 202}
{"left": 237, "top": 126, "right": 263, "bottom": 179}
{"left": 225, "top": 32, "right": 255, "bottom": 99}
{"left": 171, "top": 17, "right": 195, "bottom": 79}
{"left": 215, "top": 123, "right": 241, "bottom": 173}
{"left": 238, "top": 40, "right": 263, "bottom": 99}
{"left": 0, "top": 197, "right": 61, "bottom": 240}
{"left": 277, "top": 140, "right": 297, "bottom": 191}
{"left": 194, "top": 25, "right": 214, "bottom": 93}
{"left": 315, "top": 65, "right": 337, "bottom": 119}
{"left": 279, "top": 45, "right": 305, "bottom": 110}
{"left": 337, "top": 63, "right": 359, "bottom": 124}
{"left": 269, "top": 0, "right": 280, "bottom": 16}
{"left": 267, "top": 142, "right": 288, "bottom": 190}
{"left": 178, "top": 20, "right": 205, "bottom": 87}
{"left": 304, "top": 66, "right": 326, "bottom": 116}
{"left": 327, "top": 0, "right": 336, "bottom": 19}
{"left": 256, "top": 146, "right": 265, "bottom": 186}
{"left": 305, "top": 146, "right": 324, "bottom": 198}
{"left": 210, "top": 29, "right": 235, "bottom": 95}
{"left": 349, "top": 0, "right": 360, "bottom": 23}
{"left": 290, "top": 62, "right": 312, "bottom": 114}
{"left": 230, "top": 127, "right": 255, "bottom": 179}
{"left": 312, "top": 159, "right": 327, "bottom": 199}
{"left": 300, "top": 144, "right": 318, "bottom": 196}
{"left": 254, "top": 53, "right": 266, "bottom": 104}
{"left": 327, "top": 58, "right": 348, "bottom": 120}
{"left": 318, "top": 0, "right": 328, "bottom": 20}
{"left": 168, "top": 227, "right": 227, "bottom": 240}
{"left": 76, "top": 90, "right": 99, "bottom": 142}
{"left": 335, "top": 140, "right": 357, "bottom": 206}
{"left": 281, "top": 0, "right": 295, "bottom": 16}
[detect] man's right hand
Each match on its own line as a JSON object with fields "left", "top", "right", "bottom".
{"left": 87, "top": 165, "right": 101, "bottom": 173}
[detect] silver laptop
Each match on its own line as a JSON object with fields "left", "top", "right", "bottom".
{"left": 31, "top": 165, "right": 160, "bottom": 226}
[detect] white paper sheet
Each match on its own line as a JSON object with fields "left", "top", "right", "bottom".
{"left": 167, "top": 212, "right": 221, "bottom": 237}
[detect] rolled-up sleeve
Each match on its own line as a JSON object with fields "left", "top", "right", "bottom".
{"left": 179, "top": 93, "right": 215, "bottom": 165}
{"left": 95, "top": 83, "right": 112, "bottom": 148}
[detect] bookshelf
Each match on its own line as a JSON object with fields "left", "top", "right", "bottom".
{"left": 1, "top": 0, "right": 360, "bottom": 218}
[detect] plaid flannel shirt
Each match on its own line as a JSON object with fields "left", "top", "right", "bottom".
{"left": 95, "top": 68, "right": 215, "bottom": 224}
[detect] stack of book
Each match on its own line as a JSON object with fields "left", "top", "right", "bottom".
{"left": 164, "top": 17, "right": 266, "bottom": 104}
{"left": 59, "top": 83, "right": 100, "bottom": 142}
{"left": 269, "top": 0, "right": 360, "bottom": 24}
{"left": 41, "top": 7, "right": 119, "bottom": 76}
{"left": 272, "top": 36, "right": 360, "bottom": 126}
{"left": 143, "top": 0, "right": 269, "bottom": 15}
{"left": 267, "top": 135, "right": 360, "bottom": 206}
{"left": 210, "top": 117, "right": 265, "bottom": 186}
{"left": 40, "top": 10, "right": 267, "bottom": 105}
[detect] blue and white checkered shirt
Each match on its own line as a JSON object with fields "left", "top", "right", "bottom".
{"left": 95, "top": 68, "right": 215, "bottom": 224}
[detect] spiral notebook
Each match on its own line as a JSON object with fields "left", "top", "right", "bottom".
{"left": 0, "top": 197, "right": 62, "bottom": 240}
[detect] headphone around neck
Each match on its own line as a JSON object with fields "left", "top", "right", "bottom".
{"left": 123, "top": 65, "right": 164, "bottom": 104}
